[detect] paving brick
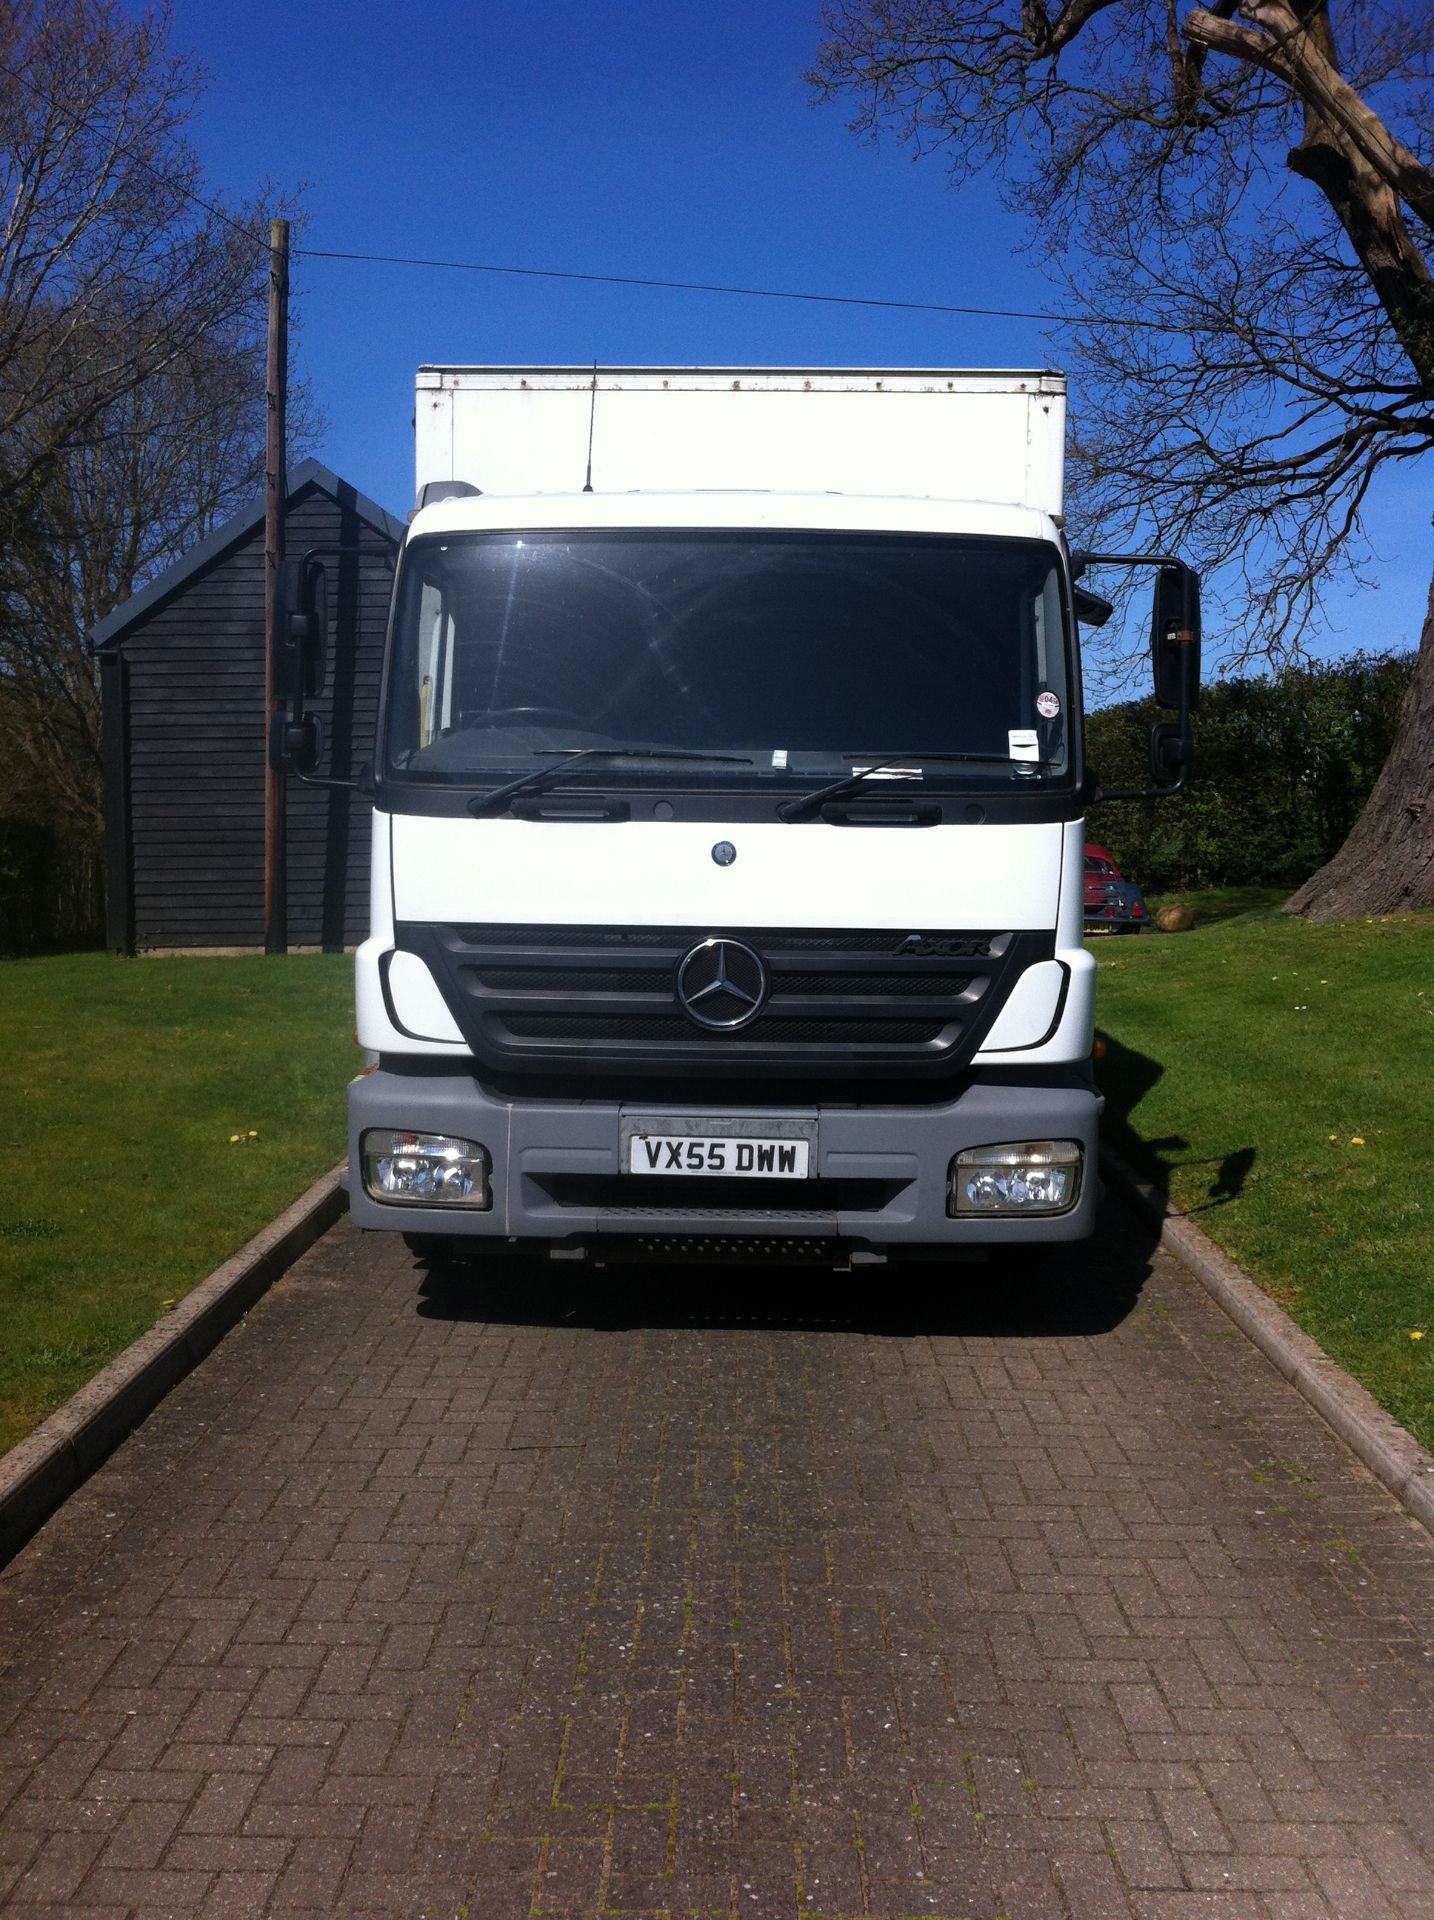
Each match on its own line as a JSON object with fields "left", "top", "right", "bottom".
{"left": 1052, "top": 1846, "right": 1137, "bottom": 1916}
{"left": 82, "top": 1866, "right": 218, "bottom": 1905}
{"left": 194, "top": 1865, "right": 281, "bottom": 1918}
{"left": 1105, "top": 1818, "right": 1184, "bottom": 1889}
{"left": 1309, "top": 1854, "right": 1406, "bottom": 1918}
{"left": 1262, "top": 1896, "right": 1338, "bottom": 1920}
{"left": 1181, "top": 1851, "right": 1316, "bottom": 1891}
{"left": 1155, "top": 1786, "right": 1233, "bottom": 1854}
{"left": 96, "top": 1798, "right": 188, "bottom": 1870}
{"left": 0, "top": 1205, "right": 1431, "bottom": 1918}
{"left": 0, "top": 1907, "right": 131, "bottom": 1920}
{"left": 8, "top": 1828, "right": 108, "bottom": 1903}
{"left": 1359, "top": 1825, "right": 1434, "bottom": 1896}
{"left": 1131, "top": 1896, "right": 1273, "bottom": 1919}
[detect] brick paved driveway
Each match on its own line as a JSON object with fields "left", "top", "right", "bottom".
{"left": 1, "top": 1201, "right": 1432, "bottom": 1920}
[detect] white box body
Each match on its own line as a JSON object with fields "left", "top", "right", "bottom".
{"left": 415, "top": 365, "right": 1066, "bottom": 515}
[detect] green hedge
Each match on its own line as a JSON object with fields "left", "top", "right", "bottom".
{"left": 1085, "top": 652, "right": 1412, "bottom": 890}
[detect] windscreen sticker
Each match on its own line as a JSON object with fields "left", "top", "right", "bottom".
{"left": 1035, "top": 690, "right": 1061, "bottom": 720}
{"left": 1008, "top": 728, "right": 1041, "bottom": 762}
{"left": 771, "top": 748, "right": 788, "bottom": 768}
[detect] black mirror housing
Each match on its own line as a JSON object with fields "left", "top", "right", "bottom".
{"left": 1147, "top": 720, "right": 1189, "bottom": 786}
{"left": 273, "top": 555, "right": 328, "bottom": 704}
{"left": 1071, "top": 547, "right": 1201, "bottom": 803}
{"left": 1152, "top": 563, "right": 1201, "bottom": 712}
{"left": 269, "top": 710, "right": 323, "bottom": 775}
{"left": 268, "top": 552, "right": 359, "bottom": 792}
{"left": 1073, "top": 584, "right": 1114, "bottom": 628}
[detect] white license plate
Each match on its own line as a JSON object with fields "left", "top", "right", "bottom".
{"left": 627, "top": 1133, "right": 811, "bottom": 1178}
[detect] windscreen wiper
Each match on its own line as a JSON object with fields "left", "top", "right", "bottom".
{"left": 468, "top": 746, "right": 753, "bottom": 818}
{"left": 777, "top": 752, "right": 1060, "bottom": 823}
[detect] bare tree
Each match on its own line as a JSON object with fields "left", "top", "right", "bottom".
{"left": 0, "top": 0, "right": 307, "bottom": 841}
{"left": 809, "top": 0, "right": 1433, "bottom": 917}
{"left": 1, "top": 331, "right": 317, "bottom": 834}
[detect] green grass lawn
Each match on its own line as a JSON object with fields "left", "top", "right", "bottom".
{"left": 0, "top": 953, "right": 355, "bottom": 1455}
{"left": 1094, "top": 892, "right": 1434, "bottom": 1451}
{"left": 4, "top": 912, "right": 1431, "bottom": 1465}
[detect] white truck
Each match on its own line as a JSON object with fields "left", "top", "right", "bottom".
{"left": 274, "top": 366, "right": 1199, "bottom": 1267}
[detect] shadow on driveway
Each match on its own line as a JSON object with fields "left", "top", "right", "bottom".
{"left": 412, "top": 1192, "right": 1162, "bottom": 1341}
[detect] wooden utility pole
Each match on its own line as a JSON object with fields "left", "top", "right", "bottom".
{"left": 263, "top": 217, "right": 290, "bottom": 956}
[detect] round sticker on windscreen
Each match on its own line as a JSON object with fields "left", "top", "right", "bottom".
{"left": 1036, "top": 690, "right": 1061, "bottom": 720}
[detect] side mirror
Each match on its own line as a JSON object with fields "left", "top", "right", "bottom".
{"left": 269, "top": 710, "right": 323, "bottom": 777}
{"left": 274, "top": 555, "right": 328, "bottom": 704}
{"left": 1073, "top": 584, "right": 1114, "bottom": 628}
{"left": 1152, "top": 564, "right": 1200, "bottom": 713}
{"left": 270, "top": 556, "right": 328, "bottom": 774}
{"left": 1148, "top": 720, "right": 1189, "bottom": 786}
{"left": 1072, "top": 546, "right": 1201, "bottom": 803}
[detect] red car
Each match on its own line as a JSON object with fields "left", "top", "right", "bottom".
{"left": 1084, "top": 843, "right": 1149, "bottom": 933}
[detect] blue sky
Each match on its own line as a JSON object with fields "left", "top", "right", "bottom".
{"left": 172, "top": 0, "right": 1429, "bottom": 679}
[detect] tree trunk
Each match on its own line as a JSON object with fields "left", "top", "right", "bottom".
{"left": 1285, "top": 541, "right": 1434, "bottom": 919}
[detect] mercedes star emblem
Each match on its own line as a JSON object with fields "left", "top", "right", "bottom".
{"left": 711, "top": 841, "right": 737, "bottom": 866}
{"left": 675, "top": 938, "right": 769, "bottom": 1031}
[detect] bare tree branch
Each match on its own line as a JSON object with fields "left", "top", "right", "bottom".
{"left": 0, "top": 0, "right": 313, "bottom": 839}
{"left": 810, "top": 0, "right": 1434, "bottom": 915}
{"left": 809, "top": 0, "right": 1433, "bottom": 655}
{"left": 1187, "top": 3, "right": 1434, "bottom": 231}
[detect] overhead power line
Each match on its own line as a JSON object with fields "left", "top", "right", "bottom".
{"left": 295, "top": 245, "right": 1194, "bottom": 336}
{"left": 296, "top": 246, "right": 1066, "bottom": 326}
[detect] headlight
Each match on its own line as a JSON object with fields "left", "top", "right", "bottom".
{"left": 950, "top": 1140, "right": 1082, "bottom": 1215}
{"left": 360, "top": 1130, "right": 491, "bottom": 1208}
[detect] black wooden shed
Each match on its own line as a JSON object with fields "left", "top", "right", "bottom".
{"left": 96, "top": 461, "right": 403, "bottom": 953}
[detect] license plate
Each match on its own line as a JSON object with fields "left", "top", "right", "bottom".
{"left": 627, "top": 1133, "right": 811, "bottom": 1178}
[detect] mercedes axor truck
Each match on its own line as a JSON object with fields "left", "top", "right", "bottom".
{"left": 273, "top": 367, "right": 1199, "bottom": 1267}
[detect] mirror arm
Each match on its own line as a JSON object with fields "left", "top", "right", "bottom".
{"left": 1071, "top": 547, "right": 1186, "bottom": 572}
{"left": 292, "top": 769, "right": 360, "bottom": 792}
{"left": 292, "top": 760, "right": 375, "bottom": 797}
{"left": 1092, "top": 770, "right": 1189, "bottom": 803}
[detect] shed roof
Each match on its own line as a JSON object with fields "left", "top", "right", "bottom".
{"left": 91, "top": 459, "right": 405, "bottom": 650}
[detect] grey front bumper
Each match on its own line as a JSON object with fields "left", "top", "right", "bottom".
{"left": 348, "top": 1069, "right": 1103, "bottom": 1247}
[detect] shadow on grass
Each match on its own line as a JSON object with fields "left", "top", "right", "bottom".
{"left": 1098, "top": 1032, "right": 1256, "bottom": 1215}
{"left": 412, "top": 1195, "right": 1160, "bottom": 1341}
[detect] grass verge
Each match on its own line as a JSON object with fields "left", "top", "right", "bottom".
{"left": 0, "top": 953, "right": 354, "bottom": 1456}
{"left": 1094, "top": 892, "right": 1434, "bottom": 1452}
{"left": 6, "top": 920, "right": 1430, "bottom": 1464}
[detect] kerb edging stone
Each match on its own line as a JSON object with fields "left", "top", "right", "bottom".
{"left": 1104, "top": 1149, "right": 1434, "bottom": 1538}
{"left": 0, "top": 1162, "right": 346, "bottom": 1568}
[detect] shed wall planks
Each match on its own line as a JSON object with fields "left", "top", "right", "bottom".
{"left": 107, "top": 476, "right": 396, "bottom": 951}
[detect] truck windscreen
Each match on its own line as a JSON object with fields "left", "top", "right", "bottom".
{"left": 384, "top": 530, "right": 1071, "bottom": 787}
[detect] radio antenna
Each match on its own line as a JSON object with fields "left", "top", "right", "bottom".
{"left": 582, "top": 361, "right": 597, "bottom": 493}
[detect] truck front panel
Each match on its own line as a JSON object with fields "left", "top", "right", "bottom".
{"left": 350, "top": 492, "right": 1102, "bottom": 1254}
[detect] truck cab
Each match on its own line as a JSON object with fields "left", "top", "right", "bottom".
{"left": 273, "top": 368, "right": 1197, "bottom": 1267}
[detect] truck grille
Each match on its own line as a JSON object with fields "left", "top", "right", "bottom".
{"left": 393, "top": 922, "right": 1054, "bottom": 1082}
